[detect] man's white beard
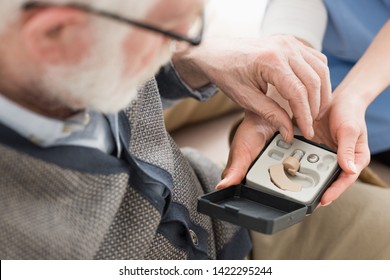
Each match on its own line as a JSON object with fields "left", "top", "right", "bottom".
{"left": 41, "top": 24, "right": 173, "bottom": 114}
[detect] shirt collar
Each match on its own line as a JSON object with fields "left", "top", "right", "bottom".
{"left": 0, "top": 94, "right": 90, "bottom": 146}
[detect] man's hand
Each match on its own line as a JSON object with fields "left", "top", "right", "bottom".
{"left": 173, "top": 36, "right": 332, "bottom": 141}
{"left": 216, "top": 111, "right": 276, "bottom": 189}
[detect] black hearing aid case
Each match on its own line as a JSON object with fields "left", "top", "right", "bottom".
{"left": 197, "top": 133, "right": 342, "bottom": 234}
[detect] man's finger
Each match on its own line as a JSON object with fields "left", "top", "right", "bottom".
{"left": 301, "top": 51, "right": 332, "bottom": 119}
{"left": 242, "top": 91, "right": 294, "bottom": 142}
{"left": 217, "top": 115, "right": 274, "bottom": 189}
{"left": 289, "top": 55, "right": 321, "bottom": 120}
{"left": 271, "top": 65, "right": 314, "bottom": 139}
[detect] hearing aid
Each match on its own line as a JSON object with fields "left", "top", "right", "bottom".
{"left": 269, "top": 149, "right": 315, "bottom": 192}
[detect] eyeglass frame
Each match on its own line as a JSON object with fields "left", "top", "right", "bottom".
{"left": 22, "top": 1, "right": 204, "bottom": 46}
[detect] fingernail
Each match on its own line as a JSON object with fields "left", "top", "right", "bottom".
{"left": 216, "top": 178, "right": 229, "bottom": 190}
{"left": 308, "top": 126, "right": 315, "bottom": 139}
{"left": 280, "top": 126, "right": 289, "bottom": 140}
{"left": 320, "top": 201, "right": 333, "bottom": 207}
{"left": 348, "top": 160, "right": 357, "bottom": 174}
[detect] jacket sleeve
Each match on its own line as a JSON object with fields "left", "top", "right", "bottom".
{"left": 155, "top": 62, "right": 218, "bottom": 102}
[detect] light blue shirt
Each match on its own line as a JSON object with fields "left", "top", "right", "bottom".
{"left": 323, "top": 0, "right": 390, "bottom": 154}
{"left": 0, "top": 94, "right": 121, "bottom": 157}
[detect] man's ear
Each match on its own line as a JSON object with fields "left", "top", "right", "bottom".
{"left": 22, "top": 7, "right": 92, "bottom": 65}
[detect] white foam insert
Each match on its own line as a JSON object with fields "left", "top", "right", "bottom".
{"left": 246, "top": 134, "right": 339, "bottom": 204}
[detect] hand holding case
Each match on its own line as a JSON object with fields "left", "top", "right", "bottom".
{"left": 197, "top": 133, "right": 341, "bottom": 234}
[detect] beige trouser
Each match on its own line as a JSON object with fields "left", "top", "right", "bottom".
{"left": 164, "top": 91, "right": 390, "bottom": 259}
{"left": 251, "top": 181, "right": 390, "bottom": 259}
{"left": 164, "top": 90, "right": 241, "bottom": 132}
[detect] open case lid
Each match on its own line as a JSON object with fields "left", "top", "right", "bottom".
{"left": 197, "top": 184, "right": 308, "bottom": 234}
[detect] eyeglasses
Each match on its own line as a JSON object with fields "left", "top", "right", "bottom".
{"left": 23, "top": 1, "right": 204, "bottom": 46}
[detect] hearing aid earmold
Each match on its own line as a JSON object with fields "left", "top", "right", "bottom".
{"left": 269, "top": 149, "right": 316, "bottom": 192}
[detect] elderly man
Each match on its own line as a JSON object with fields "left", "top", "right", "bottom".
{"left": 0, "top": 0, "right": 362, "bottom": 259}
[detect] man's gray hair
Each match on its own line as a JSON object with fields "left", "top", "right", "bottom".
{"left": 0, "top": 0, "right": 157, "bottom": 32}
